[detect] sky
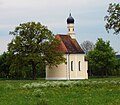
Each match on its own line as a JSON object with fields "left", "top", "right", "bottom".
{"left": 0, "top": 0, "right": 120, "bottom": 54}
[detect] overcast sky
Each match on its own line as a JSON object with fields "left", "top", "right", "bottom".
{"left": 0, "top": 0, "right": 119, "bottom": 54}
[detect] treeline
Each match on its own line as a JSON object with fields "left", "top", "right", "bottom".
{"left": 0, "top": 38, "right": 120, "bottom": 79}
{"left": 88, "top": 57, "right": 120, "bottom": 77}
{"left": 87, "top": 38, "right": 120, "bottom": 77}
{"left": 0, "top": 52, "right": 45, "bottom": 79}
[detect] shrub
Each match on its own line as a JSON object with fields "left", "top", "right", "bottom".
{"left": 36, "top": 98, "right": 48, "bottom": 105}
{"left": 32, "top": 89, "right": 45, "bottom": 97}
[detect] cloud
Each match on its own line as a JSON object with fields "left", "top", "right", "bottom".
{"left": 0, "top": 36, "right": 12, "bottom": 54}
{"left": 0, "top": 0, "right": 119, "bottom": 54}
{"left": 0, "top": 0, "right": 117, "bottom": 31}
{"left": 0, "top": 24, "right": 15, "bottom": 29}
{"left": 0, "top": 0, "right": 116, "bottom": 22}
{"left": 0, "top": 0, "right": 3, "bottom": 5}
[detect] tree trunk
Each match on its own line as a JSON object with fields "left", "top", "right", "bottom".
{"left": 100, "top": 68, "right": 104, "bottom": 78}
{"left": 32, "top": 62, "right": 37, "bottom": 80}
{"left": 105, "top": 69, "right": 108, "bottom": 77}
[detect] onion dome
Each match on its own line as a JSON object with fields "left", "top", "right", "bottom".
{"left": 67, "top": 13, "right": 74, "bottom": 24}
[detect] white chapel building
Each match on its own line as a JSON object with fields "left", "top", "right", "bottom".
{"left": 46, "top": 13, "right": 88, "bottom": 80}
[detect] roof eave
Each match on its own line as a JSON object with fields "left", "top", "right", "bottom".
{"left": 65, "top": 52, "right": 85, "bottom": 54}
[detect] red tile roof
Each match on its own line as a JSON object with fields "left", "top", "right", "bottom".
{"left": 55, "top": 34, "right": 84, "bottom": 54}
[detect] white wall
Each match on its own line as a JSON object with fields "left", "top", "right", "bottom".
{"left": 46, "top": 54, "right": 88, "bottom": 80}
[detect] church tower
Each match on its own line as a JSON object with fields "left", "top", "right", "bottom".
{"left": 67, "top": 13, "right": 76, "bottom": 39}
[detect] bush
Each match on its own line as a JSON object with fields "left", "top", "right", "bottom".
{"left": 36, "top": 98, "right": 48, "bottom": 105}
{"left": 32, "top": 89, "right": 45, "bottom": 97}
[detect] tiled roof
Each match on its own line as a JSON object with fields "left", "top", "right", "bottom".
{"left": 55, "top": 34, "right": 84, "bottom": 54}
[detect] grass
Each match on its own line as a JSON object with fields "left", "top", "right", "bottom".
{"left": 0, "top": 78, "right": 120, "bottom": 105}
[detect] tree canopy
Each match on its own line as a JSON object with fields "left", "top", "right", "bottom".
{"left": 0, "top": 52, "right": 11, "bottom": 78}
{"left": 87, "top": 38, "right": 116, "bottom": 77}
{"left": 8, "top": 22, "right": 65, "bottom": 79}
{"left": 105, "top": 3, "right": 120, "bottom": 35}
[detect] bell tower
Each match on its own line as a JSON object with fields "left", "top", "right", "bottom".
{"left": 67, "top": 13, "right": 75, "bottom": 39}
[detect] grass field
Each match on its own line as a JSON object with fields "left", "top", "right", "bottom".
{"left": 0, "top": 78, "right": 120, "bottom": 105}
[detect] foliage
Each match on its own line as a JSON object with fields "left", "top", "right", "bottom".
{"left": 0, "top": 52, "right": 45, "bottom": 79}
{"left": 87, "top": 38, "right": 117, "bottom": 77}
{"left": 8, "top": 22, "right": 65, "bottom": 79}
{"left": 32, "top": 89, "right": 45, "bottom": 97}
{"left": 81, "top": 41, "right": 94, "bottom": 54}
{"left": 0, "top": 52, "right": 13, "bottom": 78}
{"left": 105, "top": 3, "right": 120, "bottom": 35}
{"left": 21, "top": 79, "right": 120, "bottom": 89}
{"left": 36, "top": 98, "right": 48, "bottom": 105}
{"left": 114, "top": 58, "right": 120, "bottom": 75}
{"left": 0, "top": 78, "right": 120, "bottom": 105}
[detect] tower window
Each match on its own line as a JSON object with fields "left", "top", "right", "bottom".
{"left": 73, "top": 28, "right": 74, "bottom": 31}
{"left": 69, "top": 29, "right": 70, "bottom": 32}
{"left": 78, "top": 61, "right": 81, "bottom": 71}
{"left": 71, "top": 61, "right": 74, "bottom": 71}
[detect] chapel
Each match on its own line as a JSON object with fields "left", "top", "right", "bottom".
{"left": 46, "top": 13, "right": 88, "bottom": 80}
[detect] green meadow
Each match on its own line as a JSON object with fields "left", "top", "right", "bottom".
{"left": 0, "top": 78, "right": 120, "bottom": 105}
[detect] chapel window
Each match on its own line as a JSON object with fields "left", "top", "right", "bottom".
{"left": 78, "top": 61, "right": 81, "bottom": 71}
{"left": 71, "top": 61, "right": 74, "bottom": 71}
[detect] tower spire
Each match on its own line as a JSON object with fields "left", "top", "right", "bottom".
{"left": 66, "top": 13, "right": 75, "bottom": 39}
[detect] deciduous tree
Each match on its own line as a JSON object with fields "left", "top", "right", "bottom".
{"left": 81, "top": 41, "right": 94, "bottom": 55}
{"left": 87, "top": 38, "right": 116, "bottom": 77}
{"left": 105, "top": 3, "right": 120, "bottom": 35}
{"left": 0, "top": 52, "right": 12, "bottom": 78}
{"left": 8, "top": 22, "right": 65, "bottom": 80}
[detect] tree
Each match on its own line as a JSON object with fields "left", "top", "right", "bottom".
{"left": 0, "top": 52, "right": 12, "bottom": 78}
{"left": 105, "top": 3, "right": 120, "bottom": 35}
{"left": 114, "top": 56, "right": 120, "bottom": 76}
{"left": 8, "top": 22, "right": 65, "bottom": 80}
{"left": 81, "top": 41, "right": 94, "bottom": 54}
{"left": 87, "top": 38, "right": 116, "bottom": 77}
